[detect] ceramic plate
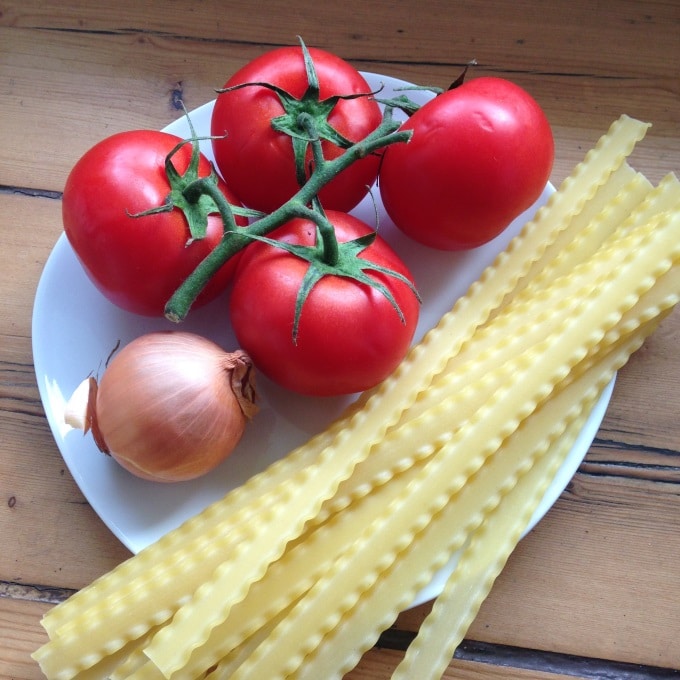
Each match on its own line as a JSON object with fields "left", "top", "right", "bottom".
{"left": 32, "top": 72, "right": 613, "bottom": 607}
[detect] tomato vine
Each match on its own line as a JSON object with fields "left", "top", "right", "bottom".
{"left": 164, "top": 81, "right": 414, "bottom": 323}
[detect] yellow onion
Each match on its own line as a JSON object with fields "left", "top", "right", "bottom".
{"left": 64, "top": 331, "right": 258, "bottom": 482}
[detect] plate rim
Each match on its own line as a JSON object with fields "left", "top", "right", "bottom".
{"left": 31, "top": 70, "right": 614, "bottom": 608}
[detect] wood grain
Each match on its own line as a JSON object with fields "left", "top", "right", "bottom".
{"left": 2, "top": 1, "right": 678, "bottom": 190}
{"left": 0, "top": 192, "right": 132, "bottom": 591}
{"left": 1, "top": 0, "right": 679, "bottom": 678}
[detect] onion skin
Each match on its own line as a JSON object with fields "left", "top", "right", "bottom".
{"left": 78, "top": 332, "right": 257, "bottom": 483}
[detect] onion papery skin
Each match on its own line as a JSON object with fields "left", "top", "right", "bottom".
{"left": 93, "top": 332, "right": 257, "bottom": 483}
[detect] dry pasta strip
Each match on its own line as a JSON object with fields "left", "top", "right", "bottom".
{"left": 480, "top": 171, "right": 676, "bottom": 337}
{"left": 488, "top": 172, "right": 673, "bottom": 321}
{"left": 104, "top": 625, "right": 168, "bottom": 680}
{"left": 390, "top": 319, "right": 669, "bottom": 680}
{"left": 439, "top": 175, "right": 678, "bottom": 381}
{"left": 380, "top": 170, "right": 675, "bottom": 436}
{"left": 59, "top": 629, "right": 155, "bottom": 680}
{"left": 422, "top": 197, "right": 680, "bottom": 396}
{"left": 494, "top": 171, "right": 679, "bottom": 316}
{"left": 32, "top": 115, "right": 653, "bottom": 680}
{"left": 222, "top": 211, "right": 680, "bottom": 679}
{"left": 392, "top": 423, "right": 588, "bottom": 680}
{"left": 486, "top": 160, "right": 648, "bottom": 318}
{"left": 34, "top": 504, "right": 262, "bottom": 678}
{"left": 109, "top": 647, "right": 152, "bottom": 680}
{"left": 196, "top": 604, "right": 299, "bottom": 680}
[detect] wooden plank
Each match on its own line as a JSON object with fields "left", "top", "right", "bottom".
{"left": 0, "top": 598, "right": 50, "bottom": 680}
{"left": 0, "top": 26, "right": 247, "bottom": 191}
{"left": 594, "top": 310, "right": 680, "bottom": 455}
{"left": 1, "top": 2, "right": 678, "bottom": 192}
{"left": 0, "top": 193, "right": 131, "bottom": 589}
{"left": 348, "top": 647, "right": 579, "bottom": 679}
{"left": 469, "top": 473, "right": 680, "bottom": 670}
{"left": 3, "top": 0, "right": 679, "bottom": 81}
{"left": 0, "top": 192, "right": 60, "bottom": 338}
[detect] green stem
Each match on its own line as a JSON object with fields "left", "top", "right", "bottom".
{"left": 295, "top": 112, "right": 341, "bottom": 266}
{"left": 298, "top": 111, "right": 326, "bottom": 172}
{"left": 300, "top": 202, "right": 340, "bottom": 266}
{"left": 182, "top": 177, "right": 241, "bottom": 234}
{"left": 317, "top": 217, "right": 339, "bottom": 267}
{"left": 164, "top": 109, "right": 412, "bottom": 322}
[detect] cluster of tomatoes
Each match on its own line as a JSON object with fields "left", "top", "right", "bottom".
{"left": 62, "top": 41, "right": 554, "bottom": 397}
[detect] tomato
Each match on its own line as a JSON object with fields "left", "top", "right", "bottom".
{"left": 379, "top": 77, "right": 554, "bottom": 250}
{"left": 62, "top": 130, "right": 247, "bottom": 316}
{"left": 211, "top": 44, "right": 383, "bottom": 214}
{"left": 229, "top": 211, "right": 420, "bottom": 396}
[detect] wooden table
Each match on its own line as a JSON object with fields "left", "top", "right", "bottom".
{"left": 2, "top": 2, "right": 679, "bottom": 678}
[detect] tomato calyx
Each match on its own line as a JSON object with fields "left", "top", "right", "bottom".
{"left": 128, "top": 115, "right": 256, "bottom": 244}
{"left": 215, "top": 37, "right": 380, "bottom": 189}
{"left": 164, "top": 140, "right": 226, "bottom": 244}
{"left": 243, "top": 205, "right": 421, "bottom": 343}
{"left": 126, "top": 135, "right": 216, "bottom": 245}
{"left": 373, "top": 61, "right": 477, "bottom": 118}
{"left": 446, "top": 60, "right": 477, "bottom": 90}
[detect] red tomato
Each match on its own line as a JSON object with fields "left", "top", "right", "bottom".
{"left": 62, "top": 130, "right": 247, "bottom": 316}
{"left": 211, "top": 45, "right": 383, "bottom": 214}
{"left": 379, "top": 77, "right": 554, "bottom": 250}
{"left": 229, "top": 211, "right": 420, "bottom": 396}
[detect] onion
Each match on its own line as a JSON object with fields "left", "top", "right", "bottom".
{"left": 64, "top": 331, "right": 258, "bottom": 483}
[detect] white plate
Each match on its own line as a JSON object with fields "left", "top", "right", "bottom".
{"left": 31, "top": 73, "right": 614, "bottom": 607}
